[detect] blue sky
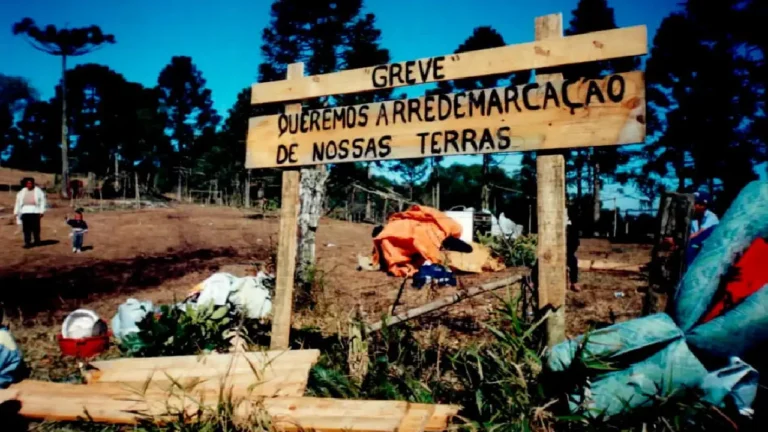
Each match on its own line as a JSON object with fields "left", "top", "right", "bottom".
{"left": 1, "top": 0, "right": 686, "bottom": 209}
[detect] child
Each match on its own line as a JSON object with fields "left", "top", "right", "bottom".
{"left": 65, "top": 209, "right": 89, "bottom": 253}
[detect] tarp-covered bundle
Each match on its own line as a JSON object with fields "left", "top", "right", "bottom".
{"left": 547, "top": 181, "right": 768, "bottom": 418}
{"left": 0, "top": 326, "right": 23, "bottom": 388}
{"left": 372, "top": 205, "right": 463, "bottom": 277}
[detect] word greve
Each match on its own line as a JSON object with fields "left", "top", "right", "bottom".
{"left": 277, "top": 74, "right": 627, "bottom": 138}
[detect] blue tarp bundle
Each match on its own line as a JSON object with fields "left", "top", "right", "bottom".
{"left": 0, "top": 326, "right": 23, "bottom": 388}
{"left": 547, "top": 181, "right": 768, "bottom": 418}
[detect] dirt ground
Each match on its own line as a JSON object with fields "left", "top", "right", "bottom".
{"left": 0, "top": 193, "right": 652, "bottom": 379}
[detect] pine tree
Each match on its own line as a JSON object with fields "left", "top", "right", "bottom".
{"left": 0, "top": 74, "right": 37, "bottom": 162}
{"left": 431, "top": 26, "right": 531, "bottom": 210}
{"left": 564, "top": 0, "right": 639, "bottom": 227}
{"left": 255, "top": 0, "right": 391, "bottom": 286}
{"left": 157, "top": 56, "right": 220, "bottom": 200}
{"left": 642, "top": 1, "right": 764, "bottom": 208}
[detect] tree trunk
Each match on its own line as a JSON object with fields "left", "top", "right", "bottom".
{"left": 576, "top": 151, "right": 583, "bottom": 200}
{"left": 432, "top": 159, "right": 441, "bottom": 210}
{"left": 481, "top": 154, "right": 490, "bottom": 210}
{"left": 296, "top": 167, "right": 330, "bottom": 286}
{"left": 245, "top": 169, "right": 251, "bottom": 208}
{"left": 365, "top": 194, "right": 372, "bottom": 221}
{"left": 114, "top": 155, "right": 120, "bottom": 192}
{"left": 177, "top": 169, "right": 182, "bottom": 201}
{"left": 593, "top": 161, "right": 601, "bottom": 226}
{"left": 86, "top": 172, "right": 95, "bottom": 196}
{"left": 135, "top": 171, "right": 140, "bottom": 210}
{"left": 60, "top": 55, "right": 69, "bottom": 199}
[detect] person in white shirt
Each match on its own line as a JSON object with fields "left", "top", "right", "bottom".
{"left": 690, "top": 191, "right": 719, "bottom": 239}
{"left": 13, "top": 177, "right": 46, "bottom": 249}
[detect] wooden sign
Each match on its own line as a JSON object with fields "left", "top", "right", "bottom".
{"left": 249, "top": 14, "right": 648, "bottom": 350}
{"left": 250, "top": 26, "right": 647, "bottom": 104}
{"left": 246, "top": 72, "right": 645, "bottom": 169}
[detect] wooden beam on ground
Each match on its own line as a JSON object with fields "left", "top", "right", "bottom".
{"left": 87, "top": 349, "right": 320, "bottom": 372}
{"left": 578, "top": 259, "right": 645, "bottom": 273}
{"left": 535, "top": 14, "right": 568, "bottom": 348}
{"left": 250, "top": 26, "right": 647, "bottom": 104}
{"left": 367, "top": 276, "right": 523, "bottom": 332}
{"left": 269, "top": 62, "right": 304, "bottom": 350}
{"left": 84, "top": 350, "right": 320, "bottom": 397}
{"left": 0, "top": 380, "right": 461, "bottom": 431}
{"left": 245, "top": 72, "right": 646, "bottom": 169}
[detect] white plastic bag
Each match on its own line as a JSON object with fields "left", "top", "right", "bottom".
{"left": 111, "top": 299, "right": 153, "bottom": 341}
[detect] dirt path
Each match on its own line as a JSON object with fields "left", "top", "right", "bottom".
{"left": 1, "top": 199, "right": 652, "bottom": 361}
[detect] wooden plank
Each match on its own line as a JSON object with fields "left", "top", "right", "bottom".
{"left": 250, "top": 26, "right": 647, "bottom": 104}
{"left": 535, "top": 13, "right": 568, "bottom": 348}
{"left": 578, "top": 259, "right": 645, "bottom": 273}
{"left": 397, "top": 405, "right": 435, "bottom": 432}
{"left": 246, "top": 71, "right": 646, "bottom": 169}
{"left": 270, "top": 62, "right": 304, "bottom": 351}
{"left": 85, "top": 368, "right": 311, "bottom": 397}
{"left": 367, "top": 276, "right": 523, "bottom": 332}
{"left": 0, "top": 381, "right": 460, "bottom": 431}
{"left": 87, "top": 349, "right": 320, "bottom": 372}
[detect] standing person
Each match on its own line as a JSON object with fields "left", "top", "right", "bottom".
{"left": 566, "top": 208, "right": 581, "bottom": 292}
{"left": 13, "top": 177, "right": 46, "bottom": 249}
{"left": 690, "top": 191, "right": 719, "bottom": 239}
{"left": 686, "top": 191, "right": 720, "bottom": 266}
{"left": 65, "top": 209, "right": 89, "bottom": 253}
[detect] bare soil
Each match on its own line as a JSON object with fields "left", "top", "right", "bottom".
{"left": 0, "top": 193, "right": 652, "bottom": 379}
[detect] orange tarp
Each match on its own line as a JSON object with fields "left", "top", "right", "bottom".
{"left": 372, "top": 205, "right": 463, "bottom": 277}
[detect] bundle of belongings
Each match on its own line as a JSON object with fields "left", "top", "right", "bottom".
{"left": 547, "top": 180, "right": 768, "bottom": 418}
{"left": 0, "top": 312, "right": 24, "bottom": 389}
{"left": 111, "top": 272, "right": 274, "bottom": 347}
{"left": 368, "top": 206, "right": 506, "bottom": 287}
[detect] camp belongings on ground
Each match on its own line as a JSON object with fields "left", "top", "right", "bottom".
{"left": 369, "top": 205, "right": 507, "bottom": 281}
{"left": 111, "top": 271, "right": 275, "bottom": 345}
{"left": 547, "top": 180, "right": 768, "bottom": 418}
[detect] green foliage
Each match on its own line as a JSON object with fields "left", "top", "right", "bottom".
{"left": 479, "top": 233, "right": 538, "bottom": 267}
{"left": 0, "top": 74, "right": 39, "bottom": 157}
{"left": 303, "top": 291, "right": 745, "bottom": 431}
{"left": 12, "top": 18, "right": 116, "bottom": 56}
{"left": 307, "top": 320, "right": 440, "bottom": 403}
{"left": 120, "top": 302, "right": 267, "bottom": 358}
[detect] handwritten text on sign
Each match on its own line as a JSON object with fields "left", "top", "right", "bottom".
{"left": 245, "top": 71, "right": 645, "bottom": 169}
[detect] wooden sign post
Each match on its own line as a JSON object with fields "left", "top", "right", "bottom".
{"left": 247, "top": 15, "right": 647, "bottom": 349}
{"left": 534, "top": 14, "right": 568, "bottom": 347}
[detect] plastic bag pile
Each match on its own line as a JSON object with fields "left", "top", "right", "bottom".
{"left": 111, "top": 271, "right": 274, "bottom": 344}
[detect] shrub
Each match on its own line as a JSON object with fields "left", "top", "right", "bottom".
{"left": 120, "top": 302, "right": 268, "bottom": 357}
{"left": 479, "top": 233, "right": 538, "bottom": 267}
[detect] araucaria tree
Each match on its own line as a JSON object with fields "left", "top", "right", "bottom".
{"left": 12, "top": 18, "right": 115, "bottom": 197}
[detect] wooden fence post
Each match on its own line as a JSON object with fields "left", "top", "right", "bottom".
{"left": 535, "top": 13, "right": 568, "bottom": 348}
{"left": 269, "top": 62, "right": 304, "bottom": 350}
